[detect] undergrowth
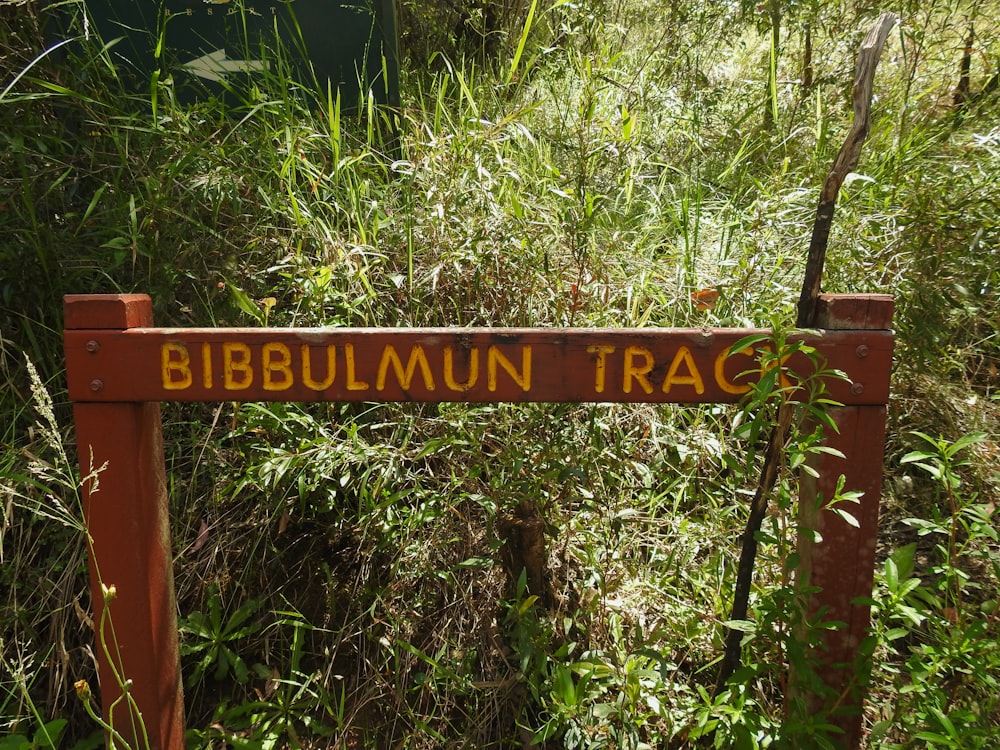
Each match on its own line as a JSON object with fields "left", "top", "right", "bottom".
{"left": 2, "top": 0, "right": 998, "bottom": 747}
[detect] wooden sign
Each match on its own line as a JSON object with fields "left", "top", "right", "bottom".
{"left": 64, "top": 293, "right": 893, "bottom": 750}
{"left": 80, "top": 0, "right": 400, "bottom": 107}
{"left": 64, "top": 326, "right": 891, "bottom": 407}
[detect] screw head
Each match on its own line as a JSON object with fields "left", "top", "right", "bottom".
{"left": 85, "top": 340, "right": 100, "bottom": 353}
{"left": 89, "top": 379, "right": 104, "bottom": 392}
{"left": 850, "top": 382, "right": 865, "bottom": 395}
{"left": 855, "top": 345, "right": 869, "bottom": 358}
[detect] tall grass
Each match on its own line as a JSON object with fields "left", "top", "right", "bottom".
{"left": 2, "top": 0, "right": 999, "bottom": 747}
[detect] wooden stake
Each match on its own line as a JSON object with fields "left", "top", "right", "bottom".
{"left": 797, "top": 12, "right": 898, "bottom": 327}
{"left": 717, "top": 10, "right": 897, "bottom": 697}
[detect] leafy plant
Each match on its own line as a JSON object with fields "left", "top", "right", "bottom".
{"left": 867, "top": 432, "right": 1000, "bottom": 747}
{"left": 189, "top": 611, "right": 343, "bottom": 748}
{"left": 0, "top": 719, "right": 68, "bottom": 750}
{"left": 179, "top": 587, "right": 264, "bottom": 687}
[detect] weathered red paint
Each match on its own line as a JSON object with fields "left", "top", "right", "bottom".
{"left": 794, "top": 294, "right": 893, "bottom": 748}
{"left": 812, "top": 293, "right": 893, "bottom": 331}
{"left": 66, "top": 296, "right": 184, "bottom": 750}
{"left": 65, "top": 293, "right": 156, "bottom": 330}
{"left": 64, "top": 326, "right": 892, "bottom": 405}
{"left": 62, "top": 293, "right": 892, "bottom": 750}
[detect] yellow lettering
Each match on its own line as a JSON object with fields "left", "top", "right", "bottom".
{"left": 715, "top": 346, "right": 753, "bottom": 395}
{"left": 443, "top": 346, "right": 479, "bottom": 391}
{"left": 661, "top": 346, "right": 705, "bottom": 394}
{"left": 344, "top": 344, "right": 369, "bottom": 391}
{"left": 302, "top": 345, "right": 336, "bottom": 390}
{"left": 223, "top": 342, "right": 253, "bottom": 390}
{"left": 161, "top": 343, "right": 192, "bottom": 390}
{"left": 488, "top": 346, "right": 531, "bottom": 392}
{"left": 262, "top": 343, "right": 293, "bottom": 391}
{"left": 377, "top": 344, "right": 436, "bottom": 391}
{"left": 202, "top": 342, "right": 213, "bottom": 389}
{"left": 587, "top": 345, "right": 615, "bottom": 393}
{"left": 623, "top": 346, "right": 654, "bottom": 394}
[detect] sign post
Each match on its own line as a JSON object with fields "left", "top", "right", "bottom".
{"left": 64, "top": 293, "right": 893, "bottom": 750}
{"left": 82, "top": 0, "right": 400, "bottom": 108}
{"left": 794, "top": 295, "right": 893, "bottom": 746}
{"left": 65, "top": 295, "right": 183, "bottom": 750}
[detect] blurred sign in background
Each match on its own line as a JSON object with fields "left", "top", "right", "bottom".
{"left": 83, "top": 0, "right": 399, "bottom": 108}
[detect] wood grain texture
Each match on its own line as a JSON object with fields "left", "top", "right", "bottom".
{"left": 64, "top": 326, "right": 893, "bottom": 405}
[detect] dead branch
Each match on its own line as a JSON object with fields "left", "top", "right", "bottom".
{"left": 715, "top": 10, "right": 898, "bottom": 695}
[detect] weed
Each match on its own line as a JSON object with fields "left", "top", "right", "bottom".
{"left": 868, "top": 432, "right": 1000, "bottom": 747}
{"left": 180, "top": 586, "right": 264, "bottom": 688}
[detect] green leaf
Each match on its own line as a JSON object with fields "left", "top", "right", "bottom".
{"left": 233, "top": 655, "right": 250, "bottom": 684}
{"left": 227, "top": 283, "right": 264, "bottom": 324}
{"left": 591, "top": 702, "right": 616, "bottom": 718}
{"left": 553, "top": 664, "right": 576, "bottom": 705}
{"left": 517, "top": 594, "right": 539, "bottom": 616}
{"left": 928, "top": 707, "right": 959, "bottom": 738}
{"left": 620, "top": 104, "right": 634, "bottom": 140}
{"left": 900, "top": 455, "right": 942, "bottom": 480}
{"left": 896, "top": 577, "right": 922, "bottom": 599}
{"left": 813, "top": 445, "right": 846, "bottom": 459}
{"left": 884, "top": 556, "right": 899, "bottom": 592}
{"left": 948, "top": 431, "right": 987, "bottom": 455}
{"left": 889, "top": 543, "right": 916, "bottom": 582}
{"left": 896, "top": 604, "right": 926, "bottom": 626}
{"left": 729, "top": 333, "right": 771, "bottom": 357}
{"left": 34, "top": 719, "right": 67, "bottom": 749}
{"left": 224, "top": 598, "right": 263, "bottom": 637}
{"left": 0, "top": 735, "right": 29, "bottom": 750}
{"left": 507, "top": 0, "right": 538, "bottom": 85}
{"left": 722, "top": 619, "right": 756, "bottom": 634}
{"left": 913, "top": 732, "right": 957, "bottom": 748}
{"left": 831, "top": 507, "right": 860, "bottom": 528}
{"left": 900, "top": 449, "right": 936, "bottom": 464}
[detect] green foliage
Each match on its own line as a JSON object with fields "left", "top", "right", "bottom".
{"left": 186, "top": 611, "right": 346, "bottom": 748}
{"left": 398, "top": 0, "right": 538, "bottom": 63}
{"left": 867, "top": 432, "right": 1000, "bottom": 748}
{"left": 180, "top": 587, "right": 264, "bottom": 687}
{"left": 0, "top": 719, "right": 67, "bottom": 750}
{"left": 2, "top": 0, "right": 999, "bottom": 747}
